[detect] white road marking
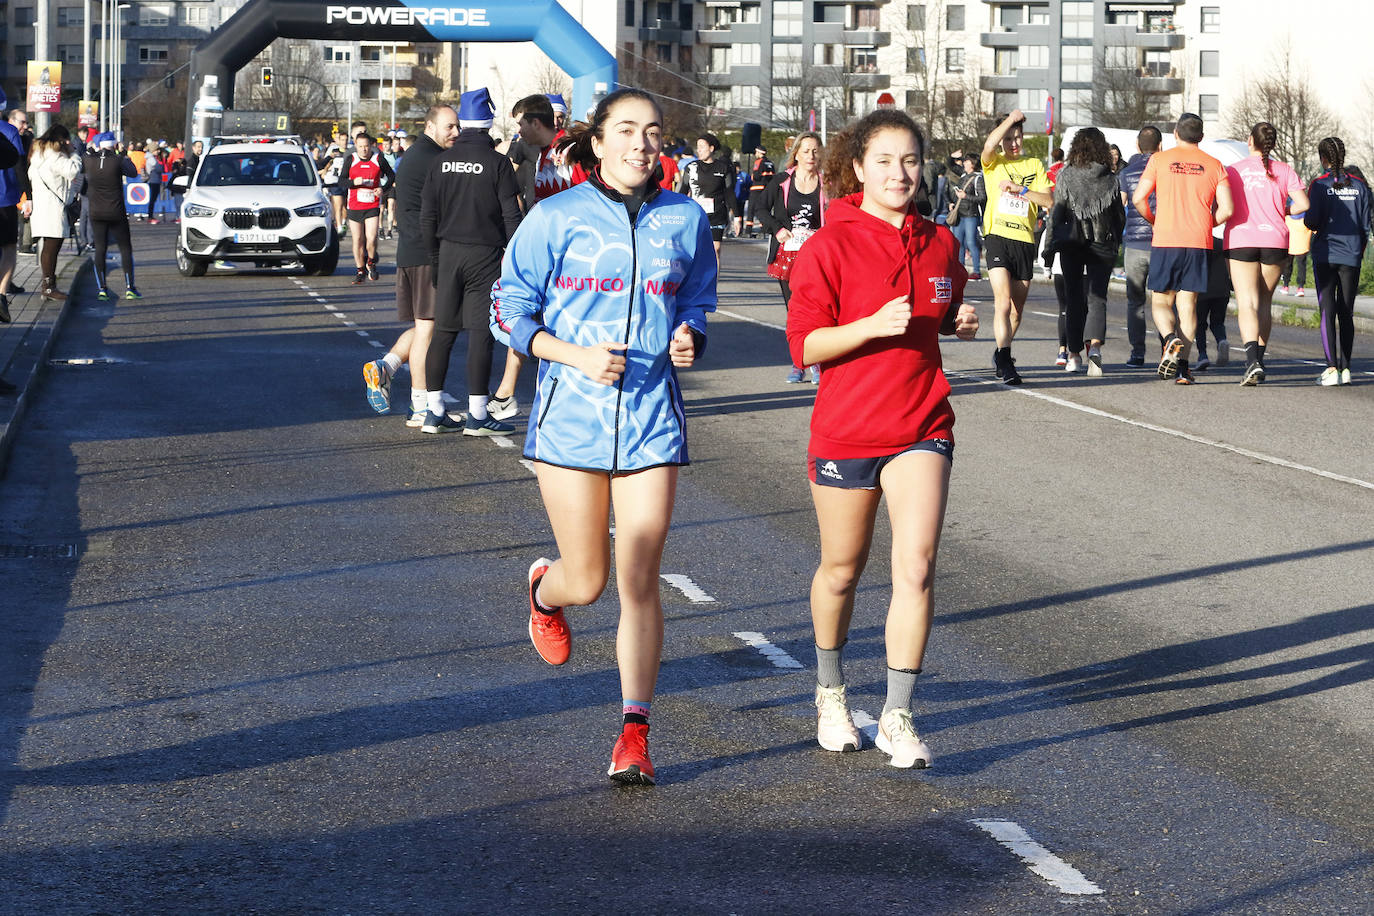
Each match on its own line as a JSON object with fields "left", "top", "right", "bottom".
{"left": 355, "top": 330, "right": 369, "bottom": 338}
{"left": 716, "top": 308, "right": 787, "bottom": 332}
{"left": 518, "top": 459, "right": 537, "bottom": 474}
{"left": 491, "top": 436, "right": 515, "bottom": 449}
{"left": 368, "top": 340, "right": 385, "bottom": 348}
{"left": 948, "top": 370, "right": 1374, "bottom": 491}
{"left": 662, "top": 574, "right": 717, "bottom": 603}
{"left": 342, "top": 320, "right": 357, "bottom": 327}
{"left": 732, "top": 631, "right": 804, "bottom": 668}
{"left": 970, "top": 819, "right": 1104, "bottom": 896}
{"left": 851, "top": 708, "right": 879, "bottom": 744}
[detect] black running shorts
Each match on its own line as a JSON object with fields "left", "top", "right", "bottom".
{"left": 984, "top": 234, "right": 1035, "bottom": 282}
{"left": 808, "top": 438, "right": 954, "bottom": 489}
{"left": 1226, "top": 246, "right": 1286, "bottom": 265}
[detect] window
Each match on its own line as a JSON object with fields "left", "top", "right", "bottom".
{"left": 1018, "top": 88, "right": 1048, "bottom": 113}
{"left": 418, "top": 51, "right": 437, "bottom": 66}
{"left": 58, "top": 44, "right": 83, "bottom": 64}
{"left": 139, "top": 4, "right": 172, "bottom": 26}
{"left": 731, "top": 84, "right": 759, "bottom": 109}
{"left": 359, "top": 79, "right": 382, "bottom": 101}
{"left": 1144, "top": 50, "right": 1170, "bottom": 77}
{"left": 679, "top": 1, "right": 692, "bottom": 28}
{"left": 814, "top": 43, "right": 838, "bottom": 66}
{"left": 999, "top": 6, "right": 1022, "bottom": 29}
{"left": 325, "top": 46, "right": 352, "bottom": 63}
{"left": 774, "top": 42, "right": 802, "bottom": 78}
{"left": 14, "top": 44, "right": 34, "bottom": 66}
{"left": 815, "top": 4, "right": 845, "bottom": 23}
{"left": 1022, "top": 45, "right": 1048, "bottom": 68}
{"left": 995, "top": 49, "right": 1017, "bottom": 75}
{"left": 946, "top": 4, "right": 965, "bottom": 30}
{"left": 139, "top": 45, "right": 169, "bottom": 63}
{"left": 57, "top": 7, "right": 85, "bottom": 27}
{"left": 730, "top": 43, "right": 760, "bottom": 66}
{"left": 854, "top": 4, "right": 879, "bottom": 28}
{"left": 906, "top": 90, "right": 923, "bottom": 110}
{"left": 1029, "top": 6, "right": 1050, "bottom": 25}
{"left": 181, "top": 6, "right": 209, "bottom": 26}
{"left": 656, "top": 43, "right": 672, "bottom": 63}
{"left": 945, "top": 47, "right": 965, "bottom": 73}
{"left": 710, "top": 89, "right": 730, "bottom": 111}
{"left": 362, "top": 46, "right": 383, "bottom": 62}
{"left": 773, "top": 0, "right": 802, "bottom": 36}
{"left": 738, "top": 3, "right": 761, "bottom": 23}
{"left": 1060, "top": 44, "right": 1092, "bottom": 82}
{"left": 1061, "top": 1, "right": 1092, "bottom": 38}
{"left": 848, "top": 46, "right": 878, "bottom": 73}
{"left": 906, "top": 46, "right": 926, "bottom": 72}
{"left": 1199, "top": 50, "right": 1219, "bottom": 78}
{"left": 906, "top": 4, "right": 924, "bottom": 31}
{"left": 710, "top": 47, "right": 729, "bottom": 71}
{"left": 1201, "top": 6, "right": 1220, "bottom": 33}
{"left": 945, "top": 89, "right": 965, "bottom": 112}
{"left": 1105, "top": 46, "right": 1134, "bottom": 70}
{"left": 624, "top": 0, "right": 634, "bottom": 26}
{"left": 1199, "top": 94, "right": 1219, "bottom": 118}
{"left": 851, "top": 90, "right": 877, "bottom": 113}
{"left": 15, "top": 8, "right": 35, "bottom": 27}
{"left": 1061, "top": 88, "right": 1092, "bottom": 126}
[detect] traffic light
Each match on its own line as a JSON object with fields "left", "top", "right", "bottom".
{"left": 261, "top": 66, "right": 273, "bottom": 87}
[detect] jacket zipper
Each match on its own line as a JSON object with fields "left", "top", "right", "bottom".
{"left": 610, "top": 202, "right": 639, "bottom": 474}
{"left": 536, "top": 376, "right": 559, "bottom": 429}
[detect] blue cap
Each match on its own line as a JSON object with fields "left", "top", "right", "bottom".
{"left": 545, "top": 94, "right": 567, "bottom": 115}
{"left": 95, "top": 131, "right": 117, "bottom": 149}
{"left": 458, "top": 88, "right": 495, "bottom": 129}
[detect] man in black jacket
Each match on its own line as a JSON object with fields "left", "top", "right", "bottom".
{"left": 83, "top": 132, "right": 140, "bottom": 299}
{"left": 362, "top": 104, "right": 459, "bottom": 423}
{"left": 417, "top": 88, "right": 522, "bottom": 437}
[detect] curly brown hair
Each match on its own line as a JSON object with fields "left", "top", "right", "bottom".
{"left": 821, "top": 110, "right": 926, "bottom": 198}
{"left": 1066, "top": 127, "right": 1112, "bottom": 169}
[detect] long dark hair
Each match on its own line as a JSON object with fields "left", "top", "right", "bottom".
{"left": 822, "top": 110, "right": 925, "bottom": 198}
{"left": 558, "top": 88, "right": 663, "bottom": 175}
{"left": 1318, "top": 136, "right": 1348, "bottom": 189}
{"left": 33, "top": 123, "right": 71, "bottom": 158}
{"left": 1251, "top": 122, "right": 1278, "bottom": 180}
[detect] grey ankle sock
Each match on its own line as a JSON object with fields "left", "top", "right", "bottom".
{"left": 882, "top": 666, "right": 920, "bottom": 715}
{"left": 815, "top": 644, "right": 844, "bottom": 688}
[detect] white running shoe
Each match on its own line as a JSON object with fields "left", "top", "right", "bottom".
{"left": 1319, "top": 367, "right": 1340, "bottom": 387}
{"left": 876, "top": 708, "right": 933, "bottom": 769}
{"left": 488, "top": 394, "right": 519, "bottom": 421}
{"left": 814, "top": 684, "right": 862, "bottom": 752}
{"left": 1339, "top": 368, "right": 1352, "bottom": 386}
{"left": 1086, "top": 346, "right": 1103, "bottom": 377}
{"left": 1065, "top": 353, "right": 1081, "bottom": 373}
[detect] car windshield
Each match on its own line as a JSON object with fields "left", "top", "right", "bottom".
{"left": 198, "top": 153, "right": 315, "bottom": 187}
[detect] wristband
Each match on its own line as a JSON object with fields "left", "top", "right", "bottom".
{"left": 1018, "top": 185, "right": 1029, "bottom": 197}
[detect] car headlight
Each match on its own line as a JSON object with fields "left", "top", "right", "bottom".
{"left": 294, "top": 202, "right": 331, "bottom": 219}
{"left": 183, "top": 202, "right": 218, "bottom": 218}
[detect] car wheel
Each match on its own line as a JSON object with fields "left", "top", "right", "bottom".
{"left": 176, "top": 246, "right": 208, "bottom": 277}
{"left": 307, "top": 236, "right": 340, "bottom": 276}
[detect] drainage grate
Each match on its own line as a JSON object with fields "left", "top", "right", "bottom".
{"left": 0, "top": 544, "right": 79, "bottom": 559}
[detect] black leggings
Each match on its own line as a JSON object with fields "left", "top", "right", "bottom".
{"left": 1315, "top": 262, "right": 1358, "bottom": 370}
{"left": 91, "top": 218, "right": 134, "bottom": 290}
{"left": 426, "top": 242, "right": 502, "bottom": 397}
{"left": 39, "top": 236, "right": 61, "bottom": 285}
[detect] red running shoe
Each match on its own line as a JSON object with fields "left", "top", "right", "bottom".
{"left": 528, "top": 557, "right": 570, "bottom": 665}
{"left": 608, "top": 722, "right": 655, "bottom": 786}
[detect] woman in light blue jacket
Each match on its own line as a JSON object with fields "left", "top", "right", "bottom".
{"left": 491, "top": 88, "right": 716, "bottom": 786}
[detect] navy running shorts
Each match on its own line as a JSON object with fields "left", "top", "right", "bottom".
{"left": 1148, "top": 246, "right": 1210, "bottom": 294}
{"left": 809, "top": 438, "right": 954, "bottom": 489}
{"left": 1226, "top": 246, "right": 1286, "bottom": 265}
{"left": 983, "top": 235, "right": 1036, "bottom": 282}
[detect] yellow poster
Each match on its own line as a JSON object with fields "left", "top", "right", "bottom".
{"left": 78, "top": 99, "right": 99, "bottom": 127}
{"left": 27, "top": 61, "right": 62, "bottom": 113}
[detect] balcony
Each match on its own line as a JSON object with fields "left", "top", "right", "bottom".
{"left": 811, "top": 22, "right": 844, "bottom": 43}
{"left": 979, "top": 74, "right": 1024, "bottom": 92}
{"left": 1139, "top": 74, "right": 1184, "bottom": 92}
{"left": 981, "top": 24, "right": 1051, "bottom": 48}
{"left": 842, "top": 71, "right": 890, "bottom": 89}
{"left": 696, "top": 28, "right": 735, "bottom": 45}
{"left": 1103, "top": 24, "right": 1185, "bottom": 49}
{"left": 703, "top": 71, "right": 735, "bottom": 88}
{"left": 842, "top": 28, "right": 889, "bottom": 45}
{"left": 355, "top": 61, "right": 415, "bottom": 81}
{"left": 640, "top": 22, "right": 693, "bottom": 45}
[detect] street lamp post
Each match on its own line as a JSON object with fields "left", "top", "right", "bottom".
{"left": 114, "top": 3, "right": 129, "bottom": 136}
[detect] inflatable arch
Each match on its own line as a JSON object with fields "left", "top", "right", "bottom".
{"left": 185, "top": 0, "right": 617, "bottom": 137}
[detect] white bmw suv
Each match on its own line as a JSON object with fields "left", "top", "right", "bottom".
{"left": 174, "top": 136, "right": 339, "bottom": 277}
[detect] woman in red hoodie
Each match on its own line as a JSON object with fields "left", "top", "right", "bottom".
{"left": 785, "top": 110, "right": 978, "bottom": 769}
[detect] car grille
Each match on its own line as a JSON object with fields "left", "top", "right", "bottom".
{"left": 259, "top": 208, "right": 290, "bottom": 230}
{"left": 223, "top": 208, "right": 254, "bottom": 230}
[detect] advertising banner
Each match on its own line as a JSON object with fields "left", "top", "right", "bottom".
{"left": 78, "top": 100, "right": 100, "bottom": 127}
{"left": 27, "top": 61, "right": 62, "bottom": 113}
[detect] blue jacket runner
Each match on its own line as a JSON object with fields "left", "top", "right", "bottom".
{"left": 491, "top": 174, "right": 717, "bottom": 472}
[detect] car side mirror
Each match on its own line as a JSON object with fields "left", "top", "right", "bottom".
{"left": 171, "top": 175, "right": 189, "bottom": 190}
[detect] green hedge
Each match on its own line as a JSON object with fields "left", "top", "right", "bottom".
{"left": 1362, "top": 247, "right": 1374, "bottom": 296}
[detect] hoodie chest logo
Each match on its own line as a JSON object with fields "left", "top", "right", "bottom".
{"left": 929, "top": 277, "right": 952, "bottom": 305}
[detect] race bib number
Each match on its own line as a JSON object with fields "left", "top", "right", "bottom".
{"left": 693, "top": 196, "right": 715, "bottom": 215}
{"left": 1000, "top": 192, "right": 1029, "bottom": 217}
{"left": 356, "top": 188, "right": 377, "bottom": 204}
{"left": 783, "top": 228, "right": 812, "bottom": 251}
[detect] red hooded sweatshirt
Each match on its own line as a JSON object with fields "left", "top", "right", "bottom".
{"left": 786, "top": 193, "right": 968, "bottom": 459}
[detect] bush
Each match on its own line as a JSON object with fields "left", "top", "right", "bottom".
{"left": 1361, "top": 247, "right": 1374, "bottom": 296}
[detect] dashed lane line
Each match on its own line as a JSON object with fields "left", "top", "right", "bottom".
{"left": 732, "top": 631, "right": 804, "bottom": 669}
{"left": 971, "top": 819, "right": 1105, "bottom": 896}
{"left": 851, "top": 708, "right": 879, "bottom": 744}
{"left": 662, "top": 574, "right": 717, "bottom": 603}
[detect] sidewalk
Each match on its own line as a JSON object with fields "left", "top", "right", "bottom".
{"left": 0, "top": 245, "right": 88, "bottom": 477}
{"left": 1107, "top": 273, "right": 1374, "bottom": 333}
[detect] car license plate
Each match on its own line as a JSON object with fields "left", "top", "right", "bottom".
{"left": 233, "top": 231, "right": 277, "bottom": 243}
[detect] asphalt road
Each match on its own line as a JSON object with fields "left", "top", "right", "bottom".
{"left": 1, "top": 227, "right": 1371, "bottom": 914}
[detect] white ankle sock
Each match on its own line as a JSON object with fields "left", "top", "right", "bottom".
{"left": 468, "top": 395, "right": 488, "bottom": 421}
{"left": 411, "top": 391, "right": 427, "bottom": 414}
{"left": 382, "top": 352, "right": 403, "bottom": 375}
{"left": 427, "top": 391, "right": 445, "bottom": 415}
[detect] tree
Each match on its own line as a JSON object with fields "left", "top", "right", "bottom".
{"left": 1224, "top": 40, "right": 1337, "bottom": 177}
{"left": 619, "top": 50, "right": 706, "bottom": 141}
{"left": 1093, "top": 48, "right": 1172, "bottom": 130}
{"left": 886, "top": 0, "right": 991, "bottom": 155}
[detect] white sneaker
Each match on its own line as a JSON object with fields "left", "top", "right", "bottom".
{"left": 1065, "top": 353, "right": 1081, "bottom": 373}
{"left": 1086, "top": 346, "right": 1103, "bottom": 377}
{"left": 814, "top": 684, "right": 862, "bottom": 752}
{"left": 1319, "top": 367, "right": 1340, "bottom": 387}
{"left": 876, "top": 708, "right": 933, "bottom": 769}
{"left": 1340, "top": 368, "right": 1352, "bottom": 386}
{"left": 488, "top": 394, "right": 519, "bottom": 421}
